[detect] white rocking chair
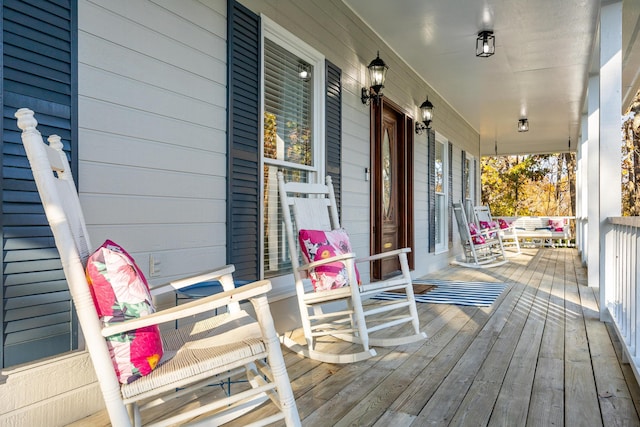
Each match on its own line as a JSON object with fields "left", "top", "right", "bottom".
{"left": 277, "top": 171, "right": 426, "bottom": 364}
{"left": 453, "top": 201, "right": 508, "bottom": 268}
{"left": 473, "top": 205, "right": 521, "bottom": 255}
{"left": 16, "top": 108, "right": 300, "bottom": 427}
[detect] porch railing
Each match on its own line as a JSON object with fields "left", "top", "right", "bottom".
{"left": 605, "top": 216, "right": 640, "bottom": 382}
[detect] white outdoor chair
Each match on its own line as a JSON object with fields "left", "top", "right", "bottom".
{"left": 453, "top": 201, "right": 508, "bottom": 268}
{"left": 16, "top": 108, "right": 300, "bottom": 427}
{"left": 473, "top": 205, "right": 521, "bottom": 255}
{"left": 277, "top": 171, "right": 426, "bottom": 364}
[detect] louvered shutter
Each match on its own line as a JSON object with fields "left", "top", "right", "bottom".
{"left": 2, "top": 0, "right": 78, "bottom": 367}
{"left": 428, "top": 129, "right": 436, "bottom": 253}
{"left": 227, "top": 0, "right": 260, "bottom": 280}
{"left": 448, "top": 142, "right": 453, "bottom": 247}
{"left": 326, "top": 60, "right": 341, "bottom": 216}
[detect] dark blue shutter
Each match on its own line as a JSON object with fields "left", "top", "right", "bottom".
{"left": 461, "top": 150, "right": 467, "bottom": 202}
{"left": 448, "top": 141, "right": 453, "bottom": 247}
{"left": 427, "top": 129, "right": 436, "bottom": 253}
{"left": 227, "top": 0, "right": 260, "bottom": 280}
{"left": 325, "top": 60, "right": 341, "bottom": 216}
{"left": 1, "top": 0, "right": 78, "bottom": 367}
{"left": 474, "top": 158, "right": 478, "bottom": 205}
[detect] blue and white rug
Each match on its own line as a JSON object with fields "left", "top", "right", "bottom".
{"left": 374, "top": 279, "right": 508, "bottom": 307}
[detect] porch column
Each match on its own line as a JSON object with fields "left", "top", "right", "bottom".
{"left": 598, "top": 0, "right": 622, "bottom": 320}
{"left": 577, "top": 114, "right": 588, "bottom": 264}
{"left": 587, "top": 73, "right": 599, "bottom": 288}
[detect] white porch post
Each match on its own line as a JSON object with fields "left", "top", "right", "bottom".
{"left": 598, "top": 0, "right": 622, "bottom": 320}
{"left": 577, "top": 113, "right": 588, "bottom": 264}
{"left": 587, "top": 73, "right": 600, "bottom": 288}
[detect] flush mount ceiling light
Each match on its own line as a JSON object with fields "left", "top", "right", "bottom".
{"left": 518, "top": 118, "right": 529, "bottom": 132}
{"left": 476, "top": 30, "right": 495, "bottom": 57}
{"left": 415, "top": 96, "right": 434, "bottom": 134}
{"left": 361, "top": 51, "right": 389, "bottom": 105}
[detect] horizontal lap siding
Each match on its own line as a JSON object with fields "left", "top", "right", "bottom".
{"left": 2, "top": 0, "right": 78, "bottom": 367}
{"left": 78, "top": 0, "right": 228, "bottom": 289}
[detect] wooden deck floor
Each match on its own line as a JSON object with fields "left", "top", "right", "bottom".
{"left": 69, "top": 248, "right": 640, "bottom": 426}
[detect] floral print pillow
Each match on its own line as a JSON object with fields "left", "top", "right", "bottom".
{"left": 298, "top": 229, "right": 361, "bottom": 291}
{"left": 548, "top": 219, "right": 565, "bottom": 232}
{"left": 86, "top": 240, "right": 163, "bottom": 384}
{"left": 479, "top": 220, "right": 498, "bottom": 238}
{"left": 468, "top": 223, "right": 486, "bottom": 245}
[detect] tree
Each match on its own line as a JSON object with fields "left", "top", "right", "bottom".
{"left": 622, "top": 91, "right": 640, "bottom": 216}
{"left": 481, "top": 154, "right": 553, "bottom": 216}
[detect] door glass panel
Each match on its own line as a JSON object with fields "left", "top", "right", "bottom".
{"left": 382, "top": 129, "right": 392, "bottom": 219}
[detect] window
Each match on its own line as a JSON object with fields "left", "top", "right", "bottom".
{"left": 261, "top": 17, "right": 325, "bottom": 278}
{"left": 464, "top": 154, "right": 475, "bottom": 218}
{"left": 435, "top": 135, "right": 448, "bottom": 253}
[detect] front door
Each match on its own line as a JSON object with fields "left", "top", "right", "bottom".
{"left": 371, "top": 99, "right": 413, "bottom": 279}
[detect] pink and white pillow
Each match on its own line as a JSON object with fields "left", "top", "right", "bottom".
{"left": 498, "top": 218, "right": 511, "bottom": 229}
{"left": 86, "top": 240, "right": 163, "bottom": 384}
{"left": 298, "top": 229, "right": 361, "bottom": 291}
{"left": 468, "top": 223, "right": 486, "bottom": 245}
{"left": 549, "top": 219, "right": 565, "bottom": 232}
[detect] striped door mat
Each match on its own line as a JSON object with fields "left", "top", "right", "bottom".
{"left": 374, "top": 279, "right": 508, "bottom": 307}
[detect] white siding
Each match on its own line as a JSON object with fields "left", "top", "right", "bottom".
{"left": 78, "top": 0, "right": 229, "bottom": 292}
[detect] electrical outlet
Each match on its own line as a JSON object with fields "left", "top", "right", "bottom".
{"left": 149, "top": 254, "right": 161, "bottom": 277}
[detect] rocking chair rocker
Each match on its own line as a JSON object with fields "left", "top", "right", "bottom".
{"left": 453, "top": 201, "right": 508, "bottom": 268}
{"left": 16, "top": 108, "right": 300, "bottom": 427}
{"left": 277, "top": 172, "right": 426, "bottom": 364}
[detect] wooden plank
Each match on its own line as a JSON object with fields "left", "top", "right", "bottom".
{"left": 410, "top": 251, "right": 542, "bottom": 424}
{"left": 525, "top": 250, "right": 567, "bottom": 426}
{"left": 563, "top": 250, "right": 601, "bottom": 425}
{"left": 478, "top": 249, "right": 557, "bottom": 425}
{"left": 577, "top": 258, "right": 640, "bottom": 427}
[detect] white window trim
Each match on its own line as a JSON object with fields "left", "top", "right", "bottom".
{"left": 435, "top": 133, "right": 448, "bottom": 254}
{"left": 260, "top": 15, "right": 326, "bottom": 296}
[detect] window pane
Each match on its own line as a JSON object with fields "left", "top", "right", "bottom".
{"left": 465, "top": 158, "right": 471, "bottom": 199}
{"left": 264, "top": 38, "right": 313, "bottom": 166}
{"left": 435, "top": 141, "right": 443, "bottom": 193}
{"left": 263, "top": 166, "right": 310, "bottom": 278}
{"left": 435, "top": 194, "right": 443, "bottom": 245}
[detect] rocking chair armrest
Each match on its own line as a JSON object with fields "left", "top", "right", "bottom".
{"left": 356, "top": 247, "right": 411, "bottom": 263}
{"left": 101, "top": 280, "right": 272, "bottom": 337}
{"left": 478, "top": 227, "right": 499, "bottom": 238}
{"left": 149, "top": 264, "right": 236, "bottom": 297}
{"left": 297, "top": 252, "right": 356, "bottom": 272}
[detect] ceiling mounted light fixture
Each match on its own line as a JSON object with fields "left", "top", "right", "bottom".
{"left": 476, "top": 30, "right": 495, "bottom": 57}
{"left": 518, "top": 118, "right": 529, "bottom": 132}
{"left": 415, "top": 96, "right": 434, "bottom": 134}
{"left": 361, "top": 51, "right": 389, "bottom": 105}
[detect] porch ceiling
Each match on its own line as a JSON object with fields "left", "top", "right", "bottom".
{"left": 343, "top": 0, "right": 640, "bottom": 156}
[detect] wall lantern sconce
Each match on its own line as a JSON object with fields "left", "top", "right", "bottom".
{"left": 476, "top": 31, "right": 495, "bottom": 57}
{"left": 518, "top": 118, "right": 529, "bottom": 132}
{"left": 361, "top": 51, "right": 388, "bottom": 105}
{"left": 415, "top": 97, "right": 434, "bottom": 134}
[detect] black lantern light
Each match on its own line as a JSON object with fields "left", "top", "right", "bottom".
{"left": 518, "top": 118, "right": 529, "bottom": 132}
{"left": 361, "top": 51, "right": 389, "bottom": 105}
{"left": 476, "top": 30, "right": 495, "bottom": 57}
{"left": 415, "top": 97, "right": 434, "bottom": 134}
